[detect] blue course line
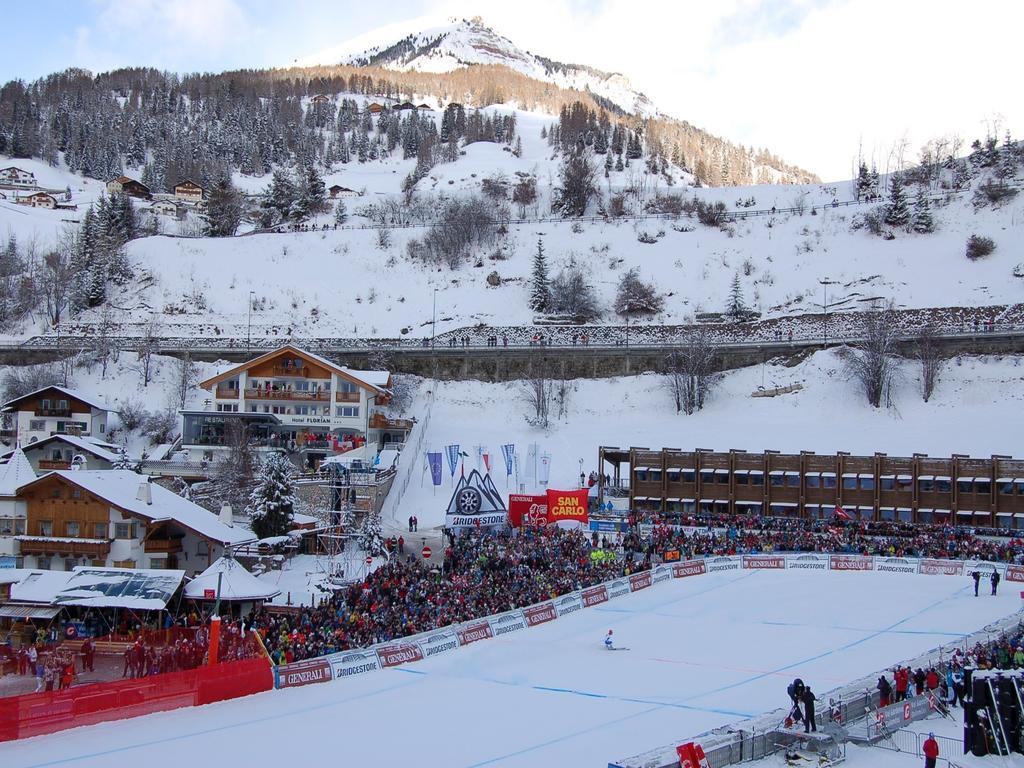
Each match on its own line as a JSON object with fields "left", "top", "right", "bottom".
{"left": 15, "top": 675, "right": 426, "bottom": 768}
{"left": 760, "top": 620, "right": 966, "bottom": 638}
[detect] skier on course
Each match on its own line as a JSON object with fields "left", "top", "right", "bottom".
{"left": 604, "top": 629, "right": 615, "bottom": 650}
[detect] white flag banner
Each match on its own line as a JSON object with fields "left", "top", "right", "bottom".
{"left": 538, "top": 453, "right": 551, "bottom": 485}
{"left": 524, "top": 443, "right": 538, "bottom": 480}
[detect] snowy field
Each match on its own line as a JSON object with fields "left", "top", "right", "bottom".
{"left": 0, "top": 568, "right": 1016, "bottom": 768}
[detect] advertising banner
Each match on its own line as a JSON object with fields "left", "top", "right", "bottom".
{"left": 663, "top": 549, "right": 681, "bottom": 562}
{"left": 418, "top": 630, "right": 460, "bottom": 659}
{"left": 875, "top": 557, "right": 917, "bottom": 574}
{"left": 427, "top": 452, "right": 443, "bottom": 486}
{"left": 786, "top": 553, "right": 829, "bottom": 570}
{"left": 1006, "top": 565, "right": 1024, "bottom": 583}
{"left": 508, "top": 494, "right": 548, "bottom": 527}
{"left": 278, "top": 658, "right": 333, "bottom": 688}
{"left": 456, "top": 621, "right": 493, "bottom": 647}
{"left": 607, "top": 577, "right": 632, "bottom": 598}
{"left": 919, "top": 559, "right": 964, "bottom": 576}
{"left": 538, "top": 453, "right": 551, "bottom": 485}
{"left": 376, "top": 643, "right": 424, "bottom": 668}
{"left": 328, "top": 650, "right": 381, "bottom": 680}
{"left": 488, "top": 610, "right": 528, "bottom": 637}
{"left": 522, "top": 602, "right": 557, "bottom": 627}
{"left": 964, "top": 560, "right": 1004, "bottom": 576}
{"left": 546, "top": 489, "right": 589, "bottom": 525}
{"left": 589, "top": 519, "right": 629, "bottom": 533}
{"left": 673, "top": 560, "right": 707, "bottom": 578}
{"left": 553, "top": 592, "right": 584, "bottom": 618}
{"left": 742, "top": 555, "right": 786, "bottom": 570}
{"left": 582, "top": 585, "right": 609, "bottom": 607}
{"left": 501, "top": 443, "right": 515, "bottom": 477}
{"left": 652, "top": 565, "right": 673, "bottom": 584}
{"left": 829, "top": 554, "right": 874, "bottom": 571}
{"left": 706, "top": 556, "right": 742, "bottom": 573}
{"left": 629, "top": 570, "right": 653, "bottom": 591}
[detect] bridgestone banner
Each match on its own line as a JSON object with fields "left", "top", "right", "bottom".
{"left": 418, "top": 630, "right": 460, "bottom": 658}
{"left": 629, "top": 571, "right": 653, "bottom": 591}
{"left": 876, "top": 557, "right": 917, "bottom": 574}
{"left": 488, "top": 610, "right": 528, "bottom": 637}
{"left": 522, "top": 602, "right": 557, "bottom": 627}
{"left": 553, "top": 593, "right": 583, "bottom": 617}
{"left": 376, "top": 643, "right": 424, "bottom": 668}
{"left": 582, "top": 585, "right": 609, "bottom": 607}
{"left": 608, "top": 577, "right": 631, "bottom": 598}
{"left": 652, "top": 565, "right": 673, "bottom": 584}
{"left": 742, "top": 555, "right": 786, "bottom": 570}
{"left": 328, "top": 650, "right": 381, "bottom": 679}
{"left": 706, "top": 556, "right": 741, "bottom": 572}
{"left": 456, "top": 622, "right": 493, "bottom": 647}
{"left": 673, "top": 560, "right": 707, "bottom": 578}
{"left": 964, "top": 560, "right": 1004, "bottom": 576}
{"left": 278, "top": 658, "right": 333, "bottom": 688}
{"left": 919, "top": 559, "right": 964, "bottom": 576}
{"left": 830, "top": 554, "right": 874, "bottom": 571}
{"left": 787, "top": 554, "right": 828, "bottom": 570}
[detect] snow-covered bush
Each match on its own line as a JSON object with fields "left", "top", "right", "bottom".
{"left": 141, "top": 408, "right": 177, "bottom": 444}
{"left": 117, "top": 399, "right": 146, "bottom": 431}
{"left": 614, "top": 268, "right": 663, "bottom": 317}
{"left": 966, "top": 235, "right": 996, "bottom": 260}
{"left": 973, "top": 181, "right": 1018, "bottom": 209}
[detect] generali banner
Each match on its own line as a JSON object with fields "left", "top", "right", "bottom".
{"left": 829, "top": 554, "right": 874, "bottom": 571}
{"left": 919, "top": 559, "right": 964, "bottom": 576}
{"left": 508, "top": 494, "right": 548, "bottom": 527}
{"left": 582, "top": 585, "right": 609, "bottom": 607}
{"left": 278, "top": 657, "right": 333, "bottom": 688}
{"left": 1006, "top": 565, "right": 1024, "bottom": 583}
{"left": 546, "top": 489, "right": 589, "bottom": 525}
{"left": 522, "top": 602, "right": 557, "bottom": 627}
{"left": 629, "top": 570, "right": 652, "bottom": 591}
{"left": 376, "top": 643, "right": 424, "bottom": 668}
{"left": 456, "top": 621, "right": 493, "bottom": 647}
{"left": 673, "top": 560, "right": 707, "bottom": 578}
{"left": 742, "top": 555, "right": 786, "bottom": 570}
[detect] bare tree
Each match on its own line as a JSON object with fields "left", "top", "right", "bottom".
{"left": 666, "top": 331, "right": 719, "bottom": 415}
{"left": 38, "top": 245, "right": 73, "bottom": 327}
{"left": 93, "top": 303, "right": 117, "bottom": 379}
{"left": 914, "top": 323, "right": 945, "bottom": 402}
{"left": 523, "top": 376, "right": 552, "bottom": 428}
{"left": 134, "top": 319, "right": 160, "bottom": 386}
{"left": 169, "top": 353, "right": 199, "bottom": 410}
{"left": 844, "top": 308, "right": 900, "bottom": 408}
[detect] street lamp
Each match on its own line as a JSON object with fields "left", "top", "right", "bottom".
{"left": 247, "top": 290, "right": 255, "bottom": 355}
{"left": 431, "top": 288, "right": 438, "bottom": 348}
{"left": 819, "top": 279, "right": 837, "bottom": 347}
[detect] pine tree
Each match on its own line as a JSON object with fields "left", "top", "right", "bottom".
{"left": 300, "top": 165, "right": 326, "bottom": 217}
{"left": 112, "top": 445, "right": 139, "bottom": 472}
{"left": 884, "top": 174, "right": 910, "bottom": 228}
{"left": 333, "top": 199, "right": 348, "bottom": 225}
{"left": 912, "top": 188, "right": 935, "bottom": 234}
{"left": 856, "top": 161, "right": 872, "bottom": 200}
{"left": 206, "top": 177, "right": 243, "bottom": 236}
{"left": 726, "top": 273, "right": 747, "bottom": 318}
{"left": 529, "top": 238, "right": 551, "bottom": 313}
{"left": 246, "top": 452, "right": 296, "bottom": 539}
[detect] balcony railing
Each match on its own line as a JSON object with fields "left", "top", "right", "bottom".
{"left": 272, "top": 365, "right": 312, "bottom": 377}
{"left": 215, "top": 387, "right": 239, "bottom": 399}
{"left": 245, "top": 388, "right": 330, "bottom": 402}
{"left": 369, "top": 413, "right": 414, "bottom": 431}
{"left": 38, "top": 459, "right": 71, "bottom": 470}
{"left": 144, "top": 538, "right": 184, "bottom": 554}
{"left": 35, "top": 408, "right": 71, "bottom": 417}
{"left": 16, "top": 537, "right": 111, "bottom": 557}
{"left": 335, "top": 392, "right": 360, "bottom": 403}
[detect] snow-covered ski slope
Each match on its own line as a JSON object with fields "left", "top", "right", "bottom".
{"left": 2, "top": 569, "right": 1015, "bottom": 768}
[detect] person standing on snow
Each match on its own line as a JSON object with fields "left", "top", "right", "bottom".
{"left": 877, "top": 675, "right": 893, "bottom": 707}
{"left": 991, "top": 570, "right": 1000, "bottom": 596}
{"left": 923, "top": 732, "right": 939, "bottom": 768}
{"left": 972, "top": 570, "right": 981, "bottom": 596}
{"left": 801, "top": 687, "right": 818, "bottom": 733}
{"left": 604, "top": 629, "right": 615, "bottom": 650}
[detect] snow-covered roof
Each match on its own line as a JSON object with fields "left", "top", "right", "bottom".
{"left": 1, "top": 385, "right": 112, "bottom": 413}
{"left": 20, "top": 434, "right": 120, "bottom": 463}
{"left": 22, "top": 471, "right": 254, "bottom": 546}
{"left": 183, "top": 556, "right": 281, "bottom": 602}
{"left": 0, "top": 447, "right": 35, "bottom": 496}
{"left": 10, "top": 570, "right": 71, "bottom": 603}
{"left": 200, "top": 345, "right": 388, "bottom": 394}
{"left": 52, "top": 567, "right": 185, "bottom": 609}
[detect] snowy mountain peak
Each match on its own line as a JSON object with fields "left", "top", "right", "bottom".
{"left": 300, "top": 17, "right": 657, "bottom": 117}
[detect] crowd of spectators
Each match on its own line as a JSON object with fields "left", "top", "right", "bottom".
{"left": 637, "top": 515, "right": 1024, "bottom": 563}
{"left": 251, "top": 527, "right": 641, "bottom": 664}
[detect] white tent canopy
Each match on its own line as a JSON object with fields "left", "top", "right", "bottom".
{"left": 184, "top": 556, "right": 281, "bottom": 602}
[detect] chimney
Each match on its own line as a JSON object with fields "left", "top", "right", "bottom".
{"left": 136, "top": 481, "right": 152, "bottom": 505}
{"left": 219, "top": 504, "right": 234, "bottom": 527}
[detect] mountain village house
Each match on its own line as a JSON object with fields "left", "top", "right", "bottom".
{"left": 151, "top": 199, "right": 185, "bottom": 218}
{"left": 0, "top": 450, "right": 34, "bottom": 568}
{"left": 173, "top": 180, "right": 204, "bottom": 202}
{"left": 17, "top": 191, "right": 57, "bottom": 209}
{"left": 182, "top": 345, "right": 411, "bottom": 469}
{"left": 3, "top": 435, "right": 120, "bottom": 473}
{"left": 367, "top": 102, "right": 384, "bottom": 114}
{"left": 328, "top": 184, "right": 360, "bottom": 198}
{"left": 1, "top": 386, "right": 112, "bottom": 446}
{"left": 311, "top": 94, "right": 331, "bottom": 105}
{"left": 106, "top": 175, "right": 152, "bottom": 200}
{"left": 0, "top": 166, "right": 37, "bottom": 188}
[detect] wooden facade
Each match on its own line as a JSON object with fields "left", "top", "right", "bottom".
{"left": 603, "top": 447, "right": 1024, "bottom": 527}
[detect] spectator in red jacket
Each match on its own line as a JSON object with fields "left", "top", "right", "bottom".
{"left": 926, "top": 668, "right": 939, "bottom": 692}
{"left": 923, "top": 732, "right": 939, "bottom": 768}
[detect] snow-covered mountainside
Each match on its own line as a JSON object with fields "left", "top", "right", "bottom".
{"left": 302, "top": 16, "right": 657, "bottom": 117}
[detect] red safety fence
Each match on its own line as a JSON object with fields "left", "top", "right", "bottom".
{"left": 0, "top": 656, "right": 272, "bottom": 742}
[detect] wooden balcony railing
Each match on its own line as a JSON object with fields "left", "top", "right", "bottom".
{"left": 215, "top": 387, "right": 239, "bottom": 399}
{"left": 35, "top": 408, "right": 71, "bottom": 417}
{"left": 38, "top": 459, "right": 71, "bottom": 470}
{"left": 272, "top": 365, "right": 311, "bottom": 377}
{"left": 369, "top": 413, "right": 414, "bottom": 431}
{"left": 245, "top": 388, "right": 330, "bottom": 402}
{"left": 335, "top": 392, "right": 360, "bottom": 403}
{"left": 144, "top": 538, "right": 184, "bottom": 554}
{"left": 16, "top": 538, "right": 111, "bottom": 557}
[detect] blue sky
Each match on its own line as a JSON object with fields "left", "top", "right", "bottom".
{"left": 1, "top": 0, "right": 1020, "bottom": 181}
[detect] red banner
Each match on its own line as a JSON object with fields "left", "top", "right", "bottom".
{"left": 629, "top": 571, "right": 652, "bottom": 591}
{"left": 673, "top": 560, "right": 707, "bottom": 578}
{"left": 830, "top": 554, "right": 874, "bottom": 571}
{"left": 742, "top": 555, "right": 785, "bottom": 570}
{"left": 919, "top": 559, "right": 964, "bottom": 576}
{"left": 278, "top": 658, "right": 332, "bottom": 688}
{"left": 1007, "top": 565, "right": 1024, "bottom": 583}
{"left": 456, "top": 621, "right": 493, "bottom": 646}
{"left": 508, "top": 494, "right": 548, "bottom": 527}
{"left": 376, "top": 643, "right": 424, "bottom": 668}
{"left": 522, "top": 602, "right": 557, "bottom": 627}
{"left": 582, "top": 585, "right": 609, "bottom": 607}
{"left": 546, "top": 489, "right": 589, "bottom": 525}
